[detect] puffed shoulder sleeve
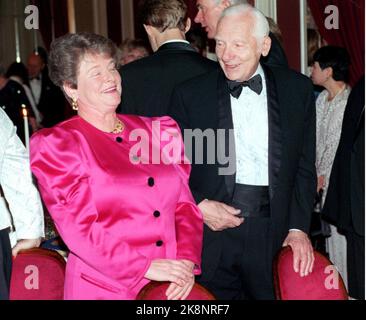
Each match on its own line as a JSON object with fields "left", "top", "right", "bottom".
{"left": 30, "top": 128, "right": 151, "bottom": 289}
{"left": 158, "top": 117, "right": 203, "bottom": 274}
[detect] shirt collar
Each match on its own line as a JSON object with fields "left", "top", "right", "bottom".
{"left": 160, "top": 39, "right": 190, "bottom": 46}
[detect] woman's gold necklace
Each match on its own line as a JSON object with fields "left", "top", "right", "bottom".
{"left": 111, "top": 119, "right": 125, "bottom": 134}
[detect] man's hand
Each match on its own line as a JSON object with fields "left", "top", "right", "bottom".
{"left": 12, "top": 238, "right": 42, "bottom": 257}
{"left": 198, "top": 199, "right": 244, "bottom": 231}
{"left": 282, "top": 230, "right": 314, "bottom": 277}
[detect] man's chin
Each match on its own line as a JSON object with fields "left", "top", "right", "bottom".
{"left": 223, "top": 71, "right": 240, "bottom": 82}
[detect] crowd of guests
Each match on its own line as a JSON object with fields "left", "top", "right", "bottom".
{"left": 0, "top": 0, "right": 364, "bottom": 300}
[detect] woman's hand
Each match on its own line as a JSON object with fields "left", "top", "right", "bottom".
{"left": 165, "top": 260, "right": 195, "bottom": 300}
{"left": 165, "top": 277, "right": 195, "bottom": 300}
{"left": 12, "top": 238, "right": 42, "bottom": 257}
{"left": 145, "top": 259, "right": 194, "bottom": 286}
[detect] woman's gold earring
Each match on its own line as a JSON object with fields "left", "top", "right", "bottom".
{"left": 71, "top": 97, "right": 78, "bottom": 111}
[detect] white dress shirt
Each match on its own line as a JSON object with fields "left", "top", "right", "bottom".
{"left": 0, "top": 108, "right": 44, "bottom": 247}
{"left": 231, "top": 64, "right": 269, "bottom": 186}
{"left": 29, "top": 74, "right": 42, "bottom": 105}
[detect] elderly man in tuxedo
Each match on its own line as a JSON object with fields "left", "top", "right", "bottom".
{"left": 194, "top": 0, "right": 288, "bottom": 67}
{"left": 169, "top": 4, "right": 316, "bottom": 299}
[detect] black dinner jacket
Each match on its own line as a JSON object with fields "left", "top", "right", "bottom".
{"left": 37, "top": 72, "right": 67, "bottom": 128}
{"left": 117, "top": 41, "right": 218, "bottom": 117}
{"left": 322, "top": 76, "right": 365, "bottom": 237}
{"left": 169, "top": 64, "right": 317, "bottom": 254}
{"left": 261, "top": 32, "right": 288, "bottom": 68}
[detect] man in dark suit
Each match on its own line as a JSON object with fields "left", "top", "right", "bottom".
{"left": 322, "top": 76, "right": 365, "bottom": 300}
{"left": 194, "top": 0, "right": 288, "bottom": 67}
{"left": 27, "top": 52, "right": 66, "bottom": 128}
{"left": 169, "top": 4, "right": 316, "bottom": 299}
{"left": 117, "top": 0, "right": 217, "bottom": 117}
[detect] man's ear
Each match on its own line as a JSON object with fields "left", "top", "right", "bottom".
{"left": 325, "top": 67, "right": 333, "bottom": 79}
{"left": 185, "top": 18, "right": 192, "bottom": 33}
{"left": 143, "top": 24, "right": 153, "bottom": 37}
{"left": 261, "top": 35, "right": 272, "bottom": 57}
{"left": 63, "top": 82, "right": 77, "bottom": 101}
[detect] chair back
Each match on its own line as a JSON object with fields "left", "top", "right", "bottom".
{"left": 137, "top": 281, "right": 216, "bottom": 300}
{"left": 10, "top": 248, "right": 66, "bottom": 300}
{"left": 273, "top": 246, "right": 348, "bottom": 300}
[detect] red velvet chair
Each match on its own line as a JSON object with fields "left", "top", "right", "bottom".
{"left": 9, "top": 248, "right": 66, "bottom": 300}
{"left": 137, "top": 281, "right": 216, "bottom": 300}
{"left": 273, "top": 246, "right": 348, "bottom": 300}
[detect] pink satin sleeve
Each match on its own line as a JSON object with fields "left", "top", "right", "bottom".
{"left": 30, "top": 129, "right": 151, "bottom": 289}
{"left": 159, "top": 118, "right": 204, "bottom": 274}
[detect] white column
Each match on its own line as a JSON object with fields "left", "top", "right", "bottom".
{"left": 92, "top": 0, "right": 108, "bottom": 37}
{"left": 13, "top": 0, "right": 21, "bottom": 62}
{"left": 299, "top": 0, "right": 308, "bottom": 75}
{"left": 255, "top": 0, "right": 278, "bottom": 22}
{"left": 121, "top": 0, "right": 135, "bottom": 40}
{"left": 67, "top": 0, "right": 76, "bottom": 33}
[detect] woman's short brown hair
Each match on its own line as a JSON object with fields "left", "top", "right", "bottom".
{"left": 48, "top": 32, "right": 120, "bottom": 90}
{"left": 139, "top": 0, "right": 188, "bottom": 33}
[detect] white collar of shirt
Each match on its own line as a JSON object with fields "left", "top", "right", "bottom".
{"left": 160, "top": 39, "right": 190, "bottom": 46}
{"left": 29, "top": 74, "right": 42, "bottom": 105}
{"left": 230, "top": 63, "right": 269, "bottom": 186}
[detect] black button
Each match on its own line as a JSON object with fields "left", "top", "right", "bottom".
{"left": 116, "top": 137, "right": 123, "bottom": 143}
{"left": 148, "top": 177, "right": 154, "bottom": 186}
{"left": 156, "top": 240, "right": 163, "bottom": 247}
{"left": 153, "top": 210, "right": 160, "bottom": 218}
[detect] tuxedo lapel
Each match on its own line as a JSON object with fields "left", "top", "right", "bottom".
{"left": 262, "top": 64, "right": 282, "bottom": 200}
{"left": 216, "top": 70, "right": 236, "bottom": 199}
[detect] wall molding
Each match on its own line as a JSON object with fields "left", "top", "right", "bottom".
{"left": 92, "top": 0, "right": 108, "bottom": 37}
{"left": 255, "top": 0, "right": 278, "bottom": 22}
{"left": 121, "top": 0, "right": 134, "bottom": 40}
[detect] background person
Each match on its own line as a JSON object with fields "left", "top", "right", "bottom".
{"left": 119, "top": 38, "right": 150, "bottom": 65}
{"left": 0, "top": 108, "right": 44, "bottom": 300}
{"left": 118, "top": 0, "right": 217, "bottom": 117}
{"left": 322, "top": 76, "right": 364, "bottom": 300}
{"left": 311, "top": 45, "right": 351, "bottom": 286}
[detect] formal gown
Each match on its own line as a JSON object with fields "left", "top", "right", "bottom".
{"left": 30, "top": 114, "right": 203, "bottom": 300}
{"left": 316, "top": 85, "right": 351, "bottom": 288}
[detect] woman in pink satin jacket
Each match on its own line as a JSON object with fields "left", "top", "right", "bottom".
{"left": 30, "top": 33, "right": 203, "bottom": 300}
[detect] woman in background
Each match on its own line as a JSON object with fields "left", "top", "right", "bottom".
{"left": 311, "top": 45, "right": 351, "bottom": 287}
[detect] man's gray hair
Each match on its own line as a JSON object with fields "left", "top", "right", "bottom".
{"left": 219, "top": 4, "right": 270, "bottom": 41}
